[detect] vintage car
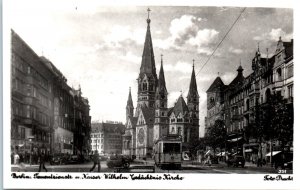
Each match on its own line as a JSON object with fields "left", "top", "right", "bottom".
{"left": 50, "top": 154, "right": 69, "bottom": 165}
{"left": 227, "top": 155, "right": 245, "bottom": 167}
{"left": 106, "top": 155, "right": 131, "bottom": 169}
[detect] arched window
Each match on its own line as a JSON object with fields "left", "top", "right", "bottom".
{"left": 277, "top": 68, "right": 282, "bottom": 81}
{"left": 149, "top": 83, "right": 153, "bottom": 91}
{"left": 142, "top": 82, "right": 147, "bottom": 91}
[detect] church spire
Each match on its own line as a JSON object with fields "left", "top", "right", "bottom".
{"left": 157, "top": 54, "right": 167, "bottom": 92}
{"left": 126, "top": 87, "right": 134, "bottom": 118}
{"left": 127, "top": 87, "right": 133, "bottom": 107}
{"left": 139, "top": 8, "right": 157, "bottom": 79}
{"left": 187, "top": 59, "right": 199, "bottom": 99}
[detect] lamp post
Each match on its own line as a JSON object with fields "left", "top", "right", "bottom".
{"left": 27, "top": 135, "right": 35, "bottom": 166}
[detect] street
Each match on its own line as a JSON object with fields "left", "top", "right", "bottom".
{"left": 11, "top": 160, "right": 289, "bottom": 174}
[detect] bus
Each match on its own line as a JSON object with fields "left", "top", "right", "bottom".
{"left": 153, "top": 135, "right": 182, "bottom": 169}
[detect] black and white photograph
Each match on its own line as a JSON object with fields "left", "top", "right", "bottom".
{"left": 2, "top": 0, "right": 299, "bottom": 189}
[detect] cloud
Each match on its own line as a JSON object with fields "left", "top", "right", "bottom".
{"left": 153, "top": 15, "right": 219, "bottom": 54}
{"left": 188, "top": 29, "right": 219, "bottom": 55}
{"left": 221, "top": 72, "right": 236, "bottom": 84}
{"left": 269, "top": 28, "right": 293, "bottom": 41}
{"left": 119, "top": 52, "right": 141, "bottom": 64}
{"left": 164, "top": 61, "right": 192, "bottom": 74}
{"left": 228, "top": 46, "right": 243, "bottom": 54}
{"left": 101, "top": 25, "right": 145, "bottom": 49}
{"left": 253, "top": 28, "right": 293, "bottom": 42}
{"left": 169, "top": 15, "right": 199, "bottom": 46}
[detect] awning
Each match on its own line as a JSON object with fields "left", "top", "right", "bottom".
{"left": 216, "top": 152, "right": 226, "bottom": 156}
{"left": 245, "top": 149, "right": 252, "bottom": 153}
{"left": 227, "top": 137, "right": 242, "bottom": 142}
{"left": 205, "top": 150, "right": 212, "bottom": 156}
{"left": 265, "top": 151, "right": 281, "bottom": 157}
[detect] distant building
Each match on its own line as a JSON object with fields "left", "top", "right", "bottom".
{"left": 11, "top": 30, "right": 91, "bottom": 156}
{"left": 91, "top": 122, "right": 125, "bottom": 154}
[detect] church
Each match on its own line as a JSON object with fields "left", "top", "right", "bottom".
{"left": 122, "top": 9, "right": 200, "bottom": 158}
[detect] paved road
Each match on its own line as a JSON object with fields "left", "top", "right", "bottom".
{"left": 11, "top": 161, "right": 289, "bottom": 174}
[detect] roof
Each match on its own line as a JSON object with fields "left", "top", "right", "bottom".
{"left": 172, "top": 96, "right": 189, "bottom": 117}
{"left": 156, "top": 60, "right": 167, "bottom": 93}
{"left": 91, "top": 122, "right": 125, "bottom": 134}
{"left": 167, "top": 107, "right": 174, "bottom": 117}
{"left": 128, "top": 116, "right": 138, "bottom": 128}
{"left": 140, "top": 107, "right": 155, "bottom": 125}
{"left": 187, "top": 65, "right": 199, "bottom": 98}
{"left": 127, "top": 88, "right": 134, "bottom": 107}
{"left": 283, "top": 40, "right": 293, "bottom": 58}
{"left": 206, "top": 77, "right": 225, "bottom": 92}
{"left": 228, "top": 65, "right": 245, "bottom": 88}
{"left": 139, "top": 18, "right": 157, "bottom": 79}
{"left": 228, "top": 74, "right": 244, "bottom": 88}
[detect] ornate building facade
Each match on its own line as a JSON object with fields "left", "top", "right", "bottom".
{"left": 205, "top": 37, "right": 293, "bottom": 162}
{"left": 122, "top": 10, "right": 200, "bottom": 158}
{"left": 11, "top": 30, "right": 91, "bottom": 157}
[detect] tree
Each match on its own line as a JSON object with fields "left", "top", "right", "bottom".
{"left": 245, "top": 93, "right": 293, "bottom": 165}
{"left": 204, "top": 119, "right": 227, "bottom": 156}
{"left": 268, "top": 94, "right": 293, "bottom": 149}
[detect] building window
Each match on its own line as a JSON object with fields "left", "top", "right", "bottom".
{"left": 277, "top": 68, "right": 282, "bottom": 81}
{"left": 20, "top": 128, "right": 25, "bottom": 139}
{"left": 142, "top": 82, "right": 147, "bottom": 91}
{"left": 286, "top": 65, "right": 293, "bottom": 78}
{"left": 178, "top": 127, "right": 182, "bottom": 136}
{"left": 288, "top": 85, "right": 293, "bottom": 98}
{"left": 26, "top": 106, "right": 30, "bottom": 118}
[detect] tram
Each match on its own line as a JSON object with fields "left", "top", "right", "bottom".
{"left": 153, "top": 135, "right": 182, "bottom": 169}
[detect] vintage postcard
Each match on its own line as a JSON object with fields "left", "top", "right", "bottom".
{"left": 2, "top": 0, "right": 299, "bottom": 189}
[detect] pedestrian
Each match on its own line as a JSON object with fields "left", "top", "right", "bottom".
{"left": 90, "top": 150, "right": 101, "bottom": 172}
{"left": 14, "top": 152, "right": 20, "bottom": 165}
{"left": 38, "top": 152, "right": 48, "bottom": 172}
{"left": 18, "top": 153, "right": 27, "bottom": 172}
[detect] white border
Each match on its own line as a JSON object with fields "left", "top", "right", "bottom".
{"left": 3, "top": 0, "right": 299, "bottom": 189}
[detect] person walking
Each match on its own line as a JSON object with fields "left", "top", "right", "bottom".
{"left": 14, "top": 152, "right": 20, "bottom": 165}
{"left": 38, "top": 152, "right": 48, "bottom": 172}
{"left": 90, "top": 150, "right": 101, "bottom": 172}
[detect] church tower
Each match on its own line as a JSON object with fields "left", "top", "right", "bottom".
{"left": 126, "top": 87, "right": 134, "bottom": 121}
{"left": 136, "top": 8, "right": 157, "bottom": 116}
{"left": 153, "top": 55, "right": 168, "bottom": 142}
{"left": 187, "top": 60, "right": 200, "bottom": 139}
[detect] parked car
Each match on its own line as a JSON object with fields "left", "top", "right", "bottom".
{"left": 227, "top": 155, "right": 245, "bottom": 167}
{"left": 99, "top": 154, "right": 109, "bottom": 161}
{"left": 50, "top": 154, "right": 68, "bottom": 165}
{"left": 66, "top": 155, "right": 81, "bottom": 164}
{"left": 106, "top": 155, "right": 131, "bottom": 169}
{"left": 283, "top": 161, "right": 293, "bottom": 170}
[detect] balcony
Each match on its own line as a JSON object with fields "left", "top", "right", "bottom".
{"left": 273, "top": 81, "right": 283, "bottom": 89}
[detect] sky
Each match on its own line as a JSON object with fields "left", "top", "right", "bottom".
{"left": 9, "top": 1, "right": 293, "bottom": 137}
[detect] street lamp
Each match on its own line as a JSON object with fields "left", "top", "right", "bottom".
{"left": 27, "top": 135, "right": 35, "bottom": 166}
